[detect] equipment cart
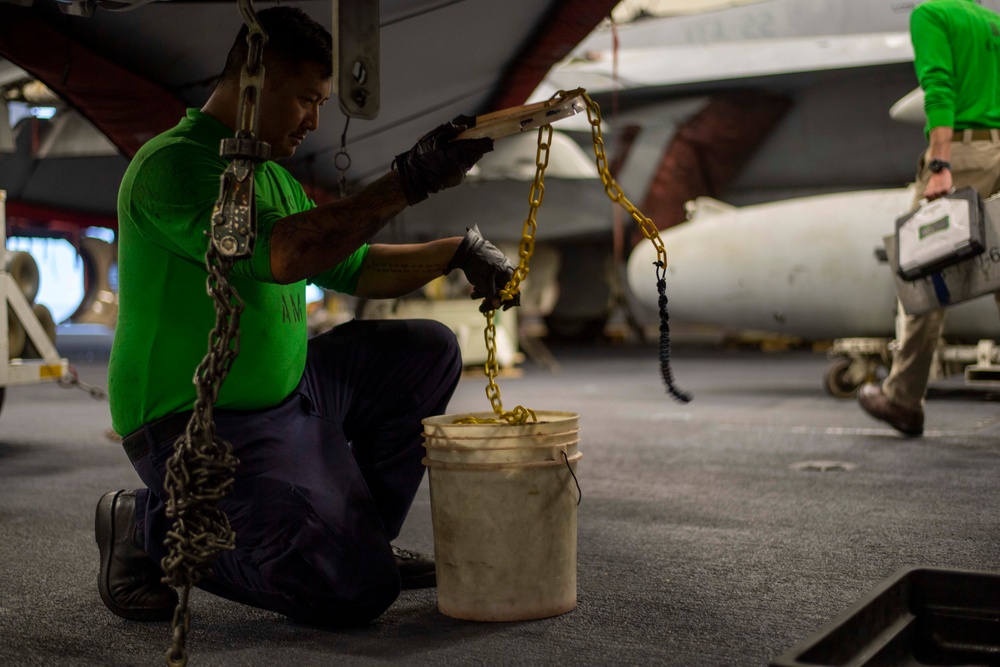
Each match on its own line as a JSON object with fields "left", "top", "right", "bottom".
{"left": 0, "top": 190, "right": 69, "bottom": 416}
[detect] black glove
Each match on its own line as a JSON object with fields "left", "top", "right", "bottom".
{"left": 394, "top": 117, "right": 494, "bottom": 206}
{"left": 446, "top": 225, "right": 521, "bottom": 313}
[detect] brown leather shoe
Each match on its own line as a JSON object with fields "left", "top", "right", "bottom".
{"left": 858, "top": 383, "right": 924, "bottom": 436}
{"left": 96, "top": 490, "right": 178, "bottom": 621}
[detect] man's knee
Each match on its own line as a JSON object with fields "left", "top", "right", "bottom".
{"left": 405, "top": 319, "right": 462, "bottom": 378}
{"left": 414, "top": 318, "right": 459, "bottom": 354}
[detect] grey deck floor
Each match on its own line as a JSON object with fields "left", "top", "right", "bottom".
{"left": 1, "top": 340, "right": 998, "bottom": 666}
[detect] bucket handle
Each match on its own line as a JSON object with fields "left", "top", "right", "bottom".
{"left": 561, "top": 450, "right": 582, "bottom": 506}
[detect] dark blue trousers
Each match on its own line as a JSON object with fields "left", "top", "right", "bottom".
{"left": 128, "top": 319, "right": 462, "bottom": 625}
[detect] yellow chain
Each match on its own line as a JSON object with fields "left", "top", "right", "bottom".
{"left": 467, "top": 88, "right": 671, "bottom": 425}
{"left": 464, "top": 119, "right": 552, "bottom": 425}
{"left": 580, "top": 91, "right": 668, "bottom": 270}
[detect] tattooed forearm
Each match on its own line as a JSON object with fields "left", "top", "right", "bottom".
{"left": 363, "top": 260, "right": 448, "bottom": 275}
{"left": 284, "top": 173, "right": 404, "bottom": 240}
{"left": 271, "top": 171, "right": 409, "bottom": 283}
{"left": 353, "top": 239, "right": 464, "bottom": 299}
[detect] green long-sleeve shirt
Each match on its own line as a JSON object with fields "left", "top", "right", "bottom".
{"left": 911, "top": 0, "right": 1000, "bottom": 134}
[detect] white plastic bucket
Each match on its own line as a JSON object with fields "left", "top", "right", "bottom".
{"left": 421, "top": 411, "right": 581, "bottom": 622}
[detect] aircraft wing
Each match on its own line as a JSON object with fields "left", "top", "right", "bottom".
{"left": 0, "top": 0, "right": 617, "bottom": 227}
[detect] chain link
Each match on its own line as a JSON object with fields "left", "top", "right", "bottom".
{"left": 162, "top": 246, "right": 244, "bottom": 667}
{"left": 161, "top": 1, "right": 268, "bottom": 664}
{"left": 213, "top": 9, "right": 270, "bottom": 259}
{"left": 471, "top": 88, "right": 689, "bottom": 424}
{"left": 468, "top": 120, "right": 554, "bottom": 425}
{"left": 577, "top": 89, "right": 690, "bottom": 402}
{"left": 57, "top": 365, "right": 107, "bottom": 401}
{"left": 580, "top": 92, "right": 668, "bottom": 270}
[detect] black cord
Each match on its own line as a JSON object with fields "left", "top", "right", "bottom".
{"left": 655, "top": 261, "right": 692, "bottom": 403}
{"left": 340, "top": 115, "right": 351, "bottom": 150}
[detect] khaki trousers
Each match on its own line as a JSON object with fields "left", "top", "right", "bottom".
{"left": 884, "top": 132, "right": 1000, "bottom": 411}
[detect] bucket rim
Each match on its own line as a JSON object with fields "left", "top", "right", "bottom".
{"left": 422, "top": 428, "right": 579, "bottom": 442}
{"left": 423, "top": 438, "right": 579, "bottom": 453}
{"left": 422, "top": 410, "right": 580, "bottom": 427}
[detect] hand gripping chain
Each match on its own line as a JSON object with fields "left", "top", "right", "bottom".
{"left": 161, "top": 1, "right": 269, "bottom": 665}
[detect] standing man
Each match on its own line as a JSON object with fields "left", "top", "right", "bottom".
{"left": 96, "top": 6, "right": 515, "bottom": 625}
{"left": 859, "top": 0, "right": 1000, "bottom": 436}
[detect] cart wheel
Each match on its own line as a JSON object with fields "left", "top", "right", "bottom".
{"left": 824, "top": 357, "right": 861, "bottom": 399}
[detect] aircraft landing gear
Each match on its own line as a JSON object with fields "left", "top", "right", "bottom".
{"left": 824, "top": 338, "right": 893, "bottom": 399}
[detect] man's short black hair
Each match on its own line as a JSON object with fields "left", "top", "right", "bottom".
{"left": 221, "top": 6, "right": 333, "bottom": 82}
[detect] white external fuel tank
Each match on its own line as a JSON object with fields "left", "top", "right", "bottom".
{"left": 626, "top": 188, "right": 1000, "bottom": 341}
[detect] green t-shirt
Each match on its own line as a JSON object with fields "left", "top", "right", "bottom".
{"left": 109, "top": 108, "right": 369, "bottom": 435}
{"left": 911, "top": 0, "right": 1000, "bottom": 134}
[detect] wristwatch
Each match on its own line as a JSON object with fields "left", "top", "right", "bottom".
{"left": 929, "top": 158, "right": 952, "bottom": 173}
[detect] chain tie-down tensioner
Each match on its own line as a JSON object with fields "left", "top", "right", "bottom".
{"left": 458, "top": 88, "right": 691, "bottom": 428}
{"left": 160, "top": 1, "right": 269, "bottom": 664}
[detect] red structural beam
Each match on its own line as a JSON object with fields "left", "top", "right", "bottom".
{"left": 485, "top": 0, "right": 619, "bottom": 111}
{"left": 6, "top": 199, "right": 118, "bottom": 232}
{"left": 640, "top": 91, "right": 793, "bottom": 236}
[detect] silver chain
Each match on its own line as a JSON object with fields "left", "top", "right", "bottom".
{"left": 161, "top": 1, "right": 268, "bottom": 664}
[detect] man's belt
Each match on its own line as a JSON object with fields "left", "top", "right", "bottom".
{"left": 121, "top": 411, "right": 193, "bottom": 463}
{"left": 956, "top": 128, "right": 1000, "bottom": 142}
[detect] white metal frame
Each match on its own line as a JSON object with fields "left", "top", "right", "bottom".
{"left": 0, "top": 189, "right": 69, "bottom": 387}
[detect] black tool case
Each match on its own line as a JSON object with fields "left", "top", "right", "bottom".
{"left": 896, "top": 187, "right": 986, "bottom": 281}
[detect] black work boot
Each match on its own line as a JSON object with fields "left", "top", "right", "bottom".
{"left": 95, "top": 490, "right": 178, "bottom": 621}
{"left": 392, "top": 545, "right": 436, "bottom": 589}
